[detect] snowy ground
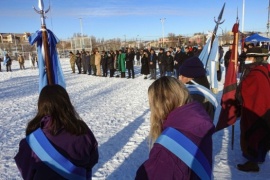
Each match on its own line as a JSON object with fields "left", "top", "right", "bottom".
{"left": 0, "top": 58, "right": 269, "bottom": 180}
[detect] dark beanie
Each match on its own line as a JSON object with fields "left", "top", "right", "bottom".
{"left": 179, "top": 56, "right": 206, "bottom": 78}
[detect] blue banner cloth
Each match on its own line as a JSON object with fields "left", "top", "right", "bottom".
{"left": 29, "top": 29, "right": 66, "bottom": 92}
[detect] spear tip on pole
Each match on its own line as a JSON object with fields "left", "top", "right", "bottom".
{"left": 33, "top": 0, "right": 50, "bottom": 27}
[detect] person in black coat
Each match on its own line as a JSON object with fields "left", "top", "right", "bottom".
{"left": 165, "top": 51, "right": 174, "bottom": 76}
{"left": 157, "top": 48, "right": 166, "bottom": 77}
{"left": 101, "top": 51, "right": 108, "bottom": 77}
{"left": 224, "top": 45, "right": 232, "bottom": 72}
{"left": 173, "top": 46, "right": 182, "bottom": 78}
{"left": 238, "top": 46, "right": 247, "bottom": 74}
{"left": 75, "top": 50, "right": 82, "bottom": 74}
{"left": 135, "top": 49, "right": 141, "bottom": 66}
{"left": 126, "top": 48, "right": 135, "bottom": 79}
{"left": 149, "top": 49, "right": 157, "bottom": 79}
{"left": 141, "top": 50, "right": 150, "bottom": 79}
{"left": 85, "top": 51, "right": 91, "bottom": 75}
{"left": 81, "top": 49, "right": 87, "bottom": 74}
{"left": 5, "top": 54, "right": 12, "bottom": 72}
{"left": 179, "top": 46, "right": 193, "bottom": 66}
{"left": 107, "top": 51, "right": 115, "bottom": 77}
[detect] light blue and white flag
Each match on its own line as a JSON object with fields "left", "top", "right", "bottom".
{"left": 186, "top": 83, "right": 218, "bottom": 109}
{"left": 29, "top": 29, "right": 66, "bottom": 92}
{"left": 199, "top": 35, "right": 219, "bottom": 91}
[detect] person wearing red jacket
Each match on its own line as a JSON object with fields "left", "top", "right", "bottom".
{"left": 236, "top": 47, "right": 270, "bottom": 172}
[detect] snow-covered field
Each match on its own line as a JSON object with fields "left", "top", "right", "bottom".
{"left": 0, "top": 58, "right": 269, "bottom": 180}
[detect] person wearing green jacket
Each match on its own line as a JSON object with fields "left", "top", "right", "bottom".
{"left": 117, "top": 50, "right": 126, "bottom": 78}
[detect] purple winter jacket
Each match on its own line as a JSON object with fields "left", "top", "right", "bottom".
{"left": 136, "top": 101, "right": 215, "bottom": 180}
{"left": 14, "top": 116, "right": 99, "bottom": 180}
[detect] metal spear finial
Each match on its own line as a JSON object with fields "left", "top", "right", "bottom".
{"left": 33, "top": 0, "right": 50, "bottom": 27}
{"left": 213, "top": 3, "right": 226, "bottom": 36}
{"left": 214, "top": 3, "right": 226, "bottom": 25}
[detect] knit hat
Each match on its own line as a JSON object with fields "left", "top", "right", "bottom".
{"left": 179, "top": 56, "right": 206, "bottom": 78}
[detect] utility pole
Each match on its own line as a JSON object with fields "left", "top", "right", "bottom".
{"left": 267, "top": 0, "right": 270, "bottom": 37}
{"left": 160, "top": 18, "right": 166, "bottom": 47}
{"left": 79, "top": 18, "right": 84, "bottom": 49}
{"left": 242, "top": 0, "right": 245, "bottom": 34}
{"left": 124, "top": 35, "right": 126, "bottom": 48}
{"left": 136, "top": 35, "right": 139, "bottom": 48}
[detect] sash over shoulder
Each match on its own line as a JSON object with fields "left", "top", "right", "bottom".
{"left": 26, "top": 128, "right": 91, "bottom": 180}
{"left": 155, "top": 127, "right": 212, "bottom": 180}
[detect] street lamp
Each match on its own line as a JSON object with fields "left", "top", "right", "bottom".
{"left": 267, "top": 0, "right": 270, "bottom": 37}
{"left": 136, "top": 35, "right": 139, "bottom": 48}
{"left": 79, "top": 17, "right": 84, "bottom": 49}
{"left": 160, "top": 18, "right": 166, "bottom": 47}
{"left": 124, "top": 35, "right": 126, "bottom": 48}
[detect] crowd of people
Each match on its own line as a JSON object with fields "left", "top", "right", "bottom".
{"left": 0, "top": 53, "right": 38, "bottom": 72}
{"left": 68, "top": 45, "right": 202, "bottom": 80}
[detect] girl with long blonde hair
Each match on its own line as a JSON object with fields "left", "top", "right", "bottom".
{"left": 148, "top": 76, "right": 191, "bottom": 147}
{"left": 136, "top": 76, "right": 215, "bottom": 180}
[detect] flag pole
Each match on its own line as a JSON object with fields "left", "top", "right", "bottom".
{"left": 215, "top": 14, "right": 239, "bottom": 135}
{"left": 231, "top": 11, "right": 239, "bottom": 151}
{"left": 33, "top": 0, "right": 54, "bottom": 85}
{"left": 205, "top": 3, "right": 225, "bottom": 69}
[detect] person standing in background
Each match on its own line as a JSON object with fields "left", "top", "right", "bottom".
{"left": 18, "top": 53, "right": 25, "bottom": 70}
{"left": 141, "top": 50, "right": 150, "bottom": 79}
{"left": 107, "top": 51, "right": 115, "bottom": 77}
{"left": 149, "top": 49, "right": 157, "bottom": 79}
{"left": 75, "top": 50, "right": 82, "bottom": 74}
{"left": 224, "top": 44, "right": 232, "bottom": 73}
{"left": 85, "top": 51, "right": 91, "bottom": 75}
{"left": 29, "top": 53, "right": 36, "bottom": 69}
{"left": 4, "top": 54, "right": 12, "bottom": 72}
{"left": 118, "top": 50, "right": 126, "bottom": 78}
{"left": 126, "top": 48, "right": 135, "bottom": 79}
{"left": 173, "top": 46, "right": 182, "bottom": 78}
{"left": 81, "top": 49, "right": 87, "bottom": 74}
{"left": 69, "top": 51, "right": 76, "bottom": 73}
{"left": 90, "top": 50, "right": 96, "bottom": 76}
{"left": 157, "top": 48, "right": 166, "bottom": 77}
{"left": 95, "top": 50, "right": 101, "bottom": 76}
{"left": 165, "top": 51, "right": 174, "bottom": 77}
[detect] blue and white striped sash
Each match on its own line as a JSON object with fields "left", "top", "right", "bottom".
{"left": 155, "top": 127, "right": 212, "bottom": 180}
{"left": 26, "top": 128, "right": 90, "bottom": 180}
